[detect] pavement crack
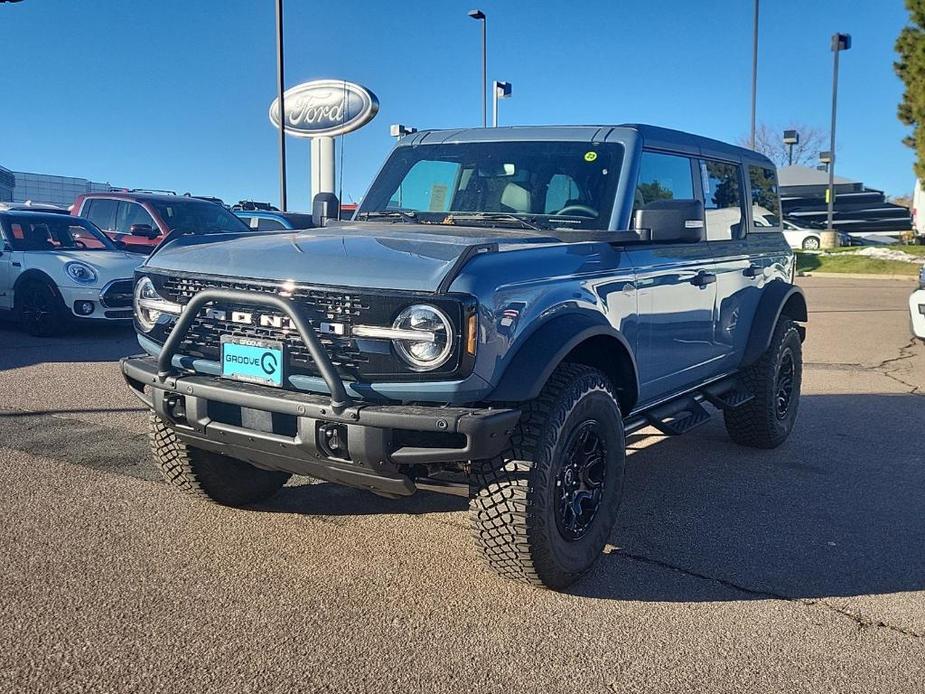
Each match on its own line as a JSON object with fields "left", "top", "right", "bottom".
{"left": 611, "top": 550, "right": 924, "bottom": 641}
{"left": 873, "top": 338, "right": 923, "bottom": 396}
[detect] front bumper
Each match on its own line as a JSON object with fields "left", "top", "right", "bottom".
{"left": 59, "top": 282, "right": 133, "bottom": 321}
{"left": 122, "top": 355, "right": 519, "bottom": 497}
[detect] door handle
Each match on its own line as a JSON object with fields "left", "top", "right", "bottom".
{"left": 743, "top": 264, "right": 762, "bottom": 278}
{"left": 690, "top": 271, "right": 716, "bottom": 287}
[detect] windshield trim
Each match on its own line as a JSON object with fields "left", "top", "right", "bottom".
{"left": 358, "top": 140, "right": 624, "bottom": 233}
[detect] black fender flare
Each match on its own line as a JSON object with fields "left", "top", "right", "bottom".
{"left": 741, "top": 281, "right": 807, "bottom": 368}
{"left": 488, "top": 311, "right": 639, "bottom": 404}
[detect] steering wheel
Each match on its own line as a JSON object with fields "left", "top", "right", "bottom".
{"left": 555, "top": 204, "right": 598, "bottom": 218}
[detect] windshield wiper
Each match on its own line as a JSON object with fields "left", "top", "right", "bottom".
{"left": 358, "top": 210, "right": 419, "bottom": 224}
{"left": 444, "top": 213, "right": 541, "bottom": 230}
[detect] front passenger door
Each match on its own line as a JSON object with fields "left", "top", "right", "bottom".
{"left": 628, "top": 151, "right": 722, "bottom": 403}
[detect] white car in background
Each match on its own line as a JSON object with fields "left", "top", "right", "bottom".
{"left": 752, "top": 207, "right": 852, "bottom": 250}
{"left": 0, "top": 210, "right": 140, "bottom": 336}
{"left": 911, "top": 265, "right": 925, "bottom": 341}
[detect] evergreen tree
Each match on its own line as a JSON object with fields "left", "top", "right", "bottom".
{"left": 896, "top": 0, "right": 925, "bottom": 179}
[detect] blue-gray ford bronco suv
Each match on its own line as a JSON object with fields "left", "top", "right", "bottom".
{"left": 123, "top": 125, "right": 806, "bottom": 589}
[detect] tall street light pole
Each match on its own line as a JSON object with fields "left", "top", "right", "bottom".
{"left": 468, "top": 9, "right": 487, "bottom": 128}
{"left": 749, "top": 0, "right": 759, "bottom": 149}
{"left": 826, "top": 33, "right": 851, "bottom": 243}
{"left": 783, "top": 129, "right": 799, "bottom": 166}
{"left": 492, "top": 81, "right": 512, "bottom": 127}
{"left": 275, "top": 0, "right": 288, "bottom": 211}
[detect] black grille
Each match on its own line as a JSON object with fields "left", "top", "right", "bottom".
{"left": 101, "top": 280, "right": 134, "bottom": 308}
{"left": 156, "top": 275, "right": 371, "bottom": 380}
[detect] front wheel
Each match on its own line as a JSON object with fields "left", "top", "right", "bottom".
{"left": 16, "top": 279, "right": 67, "bottom": 337}
{"left": 724, "top": 318, "right": 802, "bottom": 449}
{"left": 149, "top": 415, "right": 290, "bottom": 506}
{"left": 802, "top": 236, "right": 821, "bottom": 250}
{"left": 469, "top": 364, "right": 626, "bottom": 589}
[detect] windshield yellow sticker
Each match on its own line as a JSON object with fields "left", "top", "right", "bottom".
{"left": 584, "top": 151, "right": 598, "bottom": 162}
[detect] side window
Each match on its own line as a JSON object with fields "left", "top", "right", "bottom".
{"left": 237, "top": 215, "right": 258, "bottom": 229}
{"left": 700, "top": 160, "right": 744, "bottom": 241}
{"left": 256, "top": 217, "right": 287, "bottom": 231}
{"left": 749, "top": 165, "right": 781, "bottom": 229}
{"left": 544, "top": 173, "right": 580, "bottom": 213}
{"left": 634, "top": 151, "right": 695, "bottom": 212}
{"left": 115, "top": 202, "right": 157, "bottom": 234}
{"left": 83, "top": 198, "right": 118, "bottom": 230}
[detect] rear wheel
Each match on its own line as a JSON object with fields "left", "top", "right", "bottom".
{"left": 149, "top": 414, "right": 290, "bottom": 506}
{"left": 16, "top": 279, "right": 67, "bottom": 337}
{"left": 802, "top": 236, "right": 821, "bottom": 250}
{"left": 469, "top": 364, "right": 626, "bottom": 589}
{"left": 724, "top": 318, "right": 802, "bottom": 449}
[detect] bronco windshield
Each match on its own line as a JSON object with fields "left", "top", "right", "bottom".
{"left": 358, "top": 141, "right": 623, "bottom": 231}
{"left": 2, "top": 214, "right": 116, "bottom": 251}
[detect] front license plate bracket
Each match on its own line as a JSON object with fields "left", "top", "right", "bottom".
{"left": 220, "top": 336, "right": 285, "bottom": 387}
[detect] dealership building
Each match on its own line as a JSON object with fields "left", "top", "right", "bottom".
{"left": 0, "top": 164, "right": 115, "bottom": 208}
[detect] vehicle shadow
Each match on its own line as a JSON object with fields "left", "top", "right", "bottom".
{"left": 262, "top": 392, "right": 925, "bottom": 601}
{"left": 264, "top": 479, "right": 467, "bottom": 516}
{"left": 574, "top": 392, "right": 925, "bottom": 601}
{"left": 0, "top": 321, "right": 138, "bottom": 371}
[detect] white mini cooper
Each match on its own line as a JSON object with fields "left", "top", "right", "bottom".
{"left": 0, "top": 211, "right": 141, "bottom": 336}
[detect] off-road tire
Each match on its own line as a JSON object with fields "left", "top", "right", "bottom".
{"left": 469, "top": 364, "right": 626, "bottom": 589}
{"left": 724, "top": 317, "right": 802, "bottom": 449}
{"left": 149, "top": 414, "right": 290, "bottom": 505}
{"left": 16, "top": 279, "right": 67, "bottom": 337}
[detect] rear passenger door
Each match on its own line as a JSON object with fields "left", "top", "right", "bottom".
{"left": 628, "top": 151, "right": 723, "bottom": 402}
{"left": 0, "top": 221, "right": 15, "bottom": 310}
{"left": 699, "top": 159, "right": 770, "bottom": 366}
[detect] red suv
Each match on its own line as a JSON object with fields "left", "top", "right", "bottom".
{"left": 72, "top": 191, "right": 250, "bottom": 253}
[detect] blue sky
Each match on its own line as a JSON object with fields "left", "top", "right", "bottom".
{"left": 0, "top": 0, "right": 914, "bottom": 210}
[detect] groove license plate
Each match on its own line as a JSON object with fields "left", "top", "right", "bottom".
{"left": 220, "top": 336, "right": 284, "bottom": 387}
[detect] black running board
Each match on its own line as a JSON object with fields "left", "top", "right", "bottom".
{"left": 624, "top": 377, "right": 754, "bottom": 437}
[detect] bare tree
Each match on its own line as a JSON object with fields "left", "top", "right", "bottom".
{"left": 737, "top": 123, "right": 828, "bottom": 167}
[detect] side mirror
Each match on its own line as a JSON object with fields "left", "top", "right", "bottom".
{"left": 633, "top": 199, "right": 704, "bottom": 243}
{"left": 130, "top": 223, "right": 159, "bottom": 239}
{"left": 312, "top": 192, "right": 340, "bottom": 228}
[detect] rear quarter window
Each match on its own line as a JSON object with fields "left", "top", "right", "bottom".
{"left": 749, "top": 165, "right": 782, "bottom": 230}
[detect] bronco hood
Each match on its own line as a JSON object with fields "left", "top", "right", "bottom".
{"left": 144, "top": 224, "right": 559, "bottom": 292}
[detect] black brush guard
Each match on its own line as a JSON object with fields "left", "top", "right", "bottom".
{"left": 122, "top": 288, "right": 519, "bottom": 496}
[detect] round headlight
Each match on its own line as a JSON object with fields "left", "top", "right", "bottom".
{"left": 65, "top": 261, "right": 97, "bottom": 284}
{"left": 134, "top": 276, "right": 166, "bottom": 332}
{"left": 392, "top": 304, "right": 454, "bottom": 370}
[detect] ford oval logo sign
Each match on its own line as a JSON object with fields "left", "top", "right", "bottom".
{"left": 269, "top": 79, "right": 379, "bottom": 138}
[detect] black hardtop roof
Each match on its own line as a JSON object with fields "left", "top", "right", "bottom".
{"left": 404, "top": 123, "right": 774, "bottom": 168}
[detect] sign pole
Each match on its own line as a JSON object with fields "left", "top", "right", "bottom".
{"left": 275, "top": 0, "right": 287, "bottom": 211}
{"left": 311, "top": 137, "right": 336, "bottom": 197}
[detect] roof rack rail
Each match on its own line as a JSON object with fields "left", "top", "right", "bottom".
{"left": 232, "top": 200, "right": 280, "bottom": 211}
{"left": 183, "top": 193, "right": 227, "bottom": 206}
{"left": 128, "top": 188, "right": 178, "bottom": 196}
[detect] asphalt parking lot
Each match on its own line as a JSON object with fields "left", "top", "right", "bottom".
{"left": 0, "top": 276, "right": 922, "bottom": 693}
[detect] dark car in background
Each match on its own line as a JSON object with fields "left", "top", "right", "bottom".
{"left": 73, "top": 191, "right": 250, "bottom": 253}
{"left": 233, "top": 209, "right": 315, "bottom": 231}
